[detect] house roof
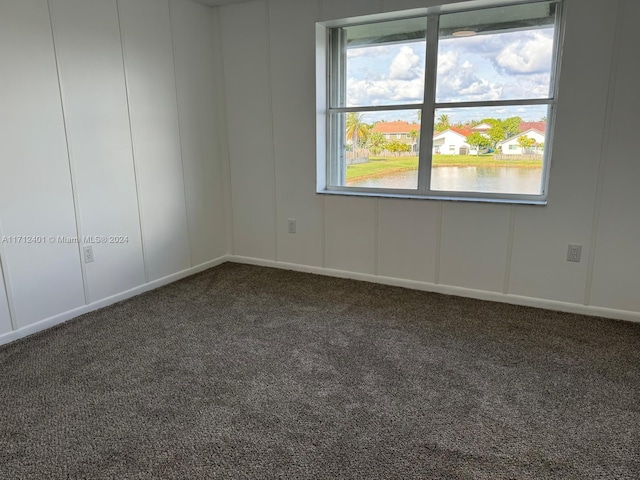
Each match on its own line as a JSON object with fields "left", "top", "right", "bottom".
{"left": 433, "top": 126, "right": 473, "bottom": 139}
{"left": 519, "top": 121, "right": 546, "bottom": 133}
{"left": 497, "top": 128, "right": 546, "bottom": 146}
{"left": 450, "top": 126, "right": 473, "bottom": 137}
{"left": 372, "top": 121, "right": 420, "bottom": 134}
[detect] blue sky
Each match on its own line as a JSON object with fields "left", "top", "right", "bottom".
{"left": 346, "top": 27, "right": 554, "bottom": 124}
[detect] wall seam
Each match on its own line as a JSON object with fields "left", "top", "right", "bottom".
{"left": 583, "top": 0, "right": 625, "bottom": 306}
{"left": 46, "top": 0, "right": 90, "bottom": 305}
{"left": 0, "top": 221, "right": 17, "bottom": 331}
{"left": 434, "top": 202, "right": 443, "bottom": 284}
{"left": 115, "top": 0, "right": 149, "bottom": 284}
{"left": 168, "top": 0, "right": 195, "bottom": 267}
{"left": 503, "top": 205, "right": 517, "bottom": 294}
{"left": 374, "top": 199, "right": 380, "bottom": 276}
{"left": 211, "top": 6, "right": 236, "bottom": 257}
{"left": 265, "top": 0, "right": 279, "bottom": 262}
{"left": 322, "top": 196, "right": 327, "bottom": 268}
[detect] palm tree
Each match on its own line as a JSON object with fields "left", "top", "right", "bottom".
{"left": 435, "top": 114, "right": 450, "bottom": 131}
{"left": 345, "top": 113, "right": 369, "bottom": 148}
{"left": 408, "top": 129, "right": 420, "bottom": 152}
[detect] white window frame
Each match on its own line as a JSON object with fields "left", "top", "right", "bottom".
{"left": 316, "top": 0, "right": 566, "bottom": 205}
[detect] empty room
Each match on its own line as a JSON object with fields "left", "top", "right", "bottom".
{"left": 0, "top": 0, "right": 638, "bottom": 477}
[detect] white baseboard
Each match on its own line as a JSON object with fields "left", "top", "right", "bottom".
{"left": 2, "top": 252, "right": 637, "bottom": 348}
{"left": 230, "top": 256, "right": 640, "bottom": 324}
{"left": 0, "top": 255, "right": 230, "bottom": 347}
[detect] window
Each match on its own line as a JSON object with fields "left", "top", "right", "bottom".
{"left": 316, "top": 0, "right": 564, "bottom": 203}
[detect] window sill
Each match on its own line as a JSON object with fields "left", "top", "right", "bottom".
{"left": 316, "top": 188, "right": 548, "bottom": 206}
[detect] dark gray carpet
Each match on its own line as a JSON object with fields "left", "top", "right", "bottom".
{"left": 0, "top": 263, "right": 638, "bottom": 479}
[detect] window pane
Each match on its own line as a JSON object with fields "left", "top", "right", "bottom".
{"left": 330, "top": 110, "right": 421, "bottom": 190}
{"left": 431, "top": 105, "right": 549, "bottom": 195}
{"left": 336, "top": 18, "right": 427, "bottom": 108}
{"left": 436, "top": 2, "right": 557, "bottom": 103}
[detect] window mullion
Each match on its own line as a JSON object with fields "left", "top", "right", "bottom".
{"left": 328, "top": 28, "right": 347, "bottom": 186}
{"left": 417, "top": 15, "right": 440, "bottom": 194}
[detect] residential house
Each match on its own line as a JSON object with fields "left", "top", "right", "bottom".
{"left": 498, "top": 125, "right": 546, "bottom": 156}
{"left": 372, "top": 121, "right": 421, "bottom": 152}
{"left": 518, "top": 121, "right": 547, "bottom": 133}
{"left": 432, "top": 126, "right": 476, "bottom": 155}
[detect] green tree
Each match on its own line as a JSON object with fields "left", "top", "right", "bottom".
{"left": 408, "top": 129, "right": 420, "bottom": 151}
{"left": 345, "top": 113, "right": 369, "bottom": 148}
{"left": 435, "top": 114, "right": 451, "bottom": 131}
{"left": 480, "top": 118, "right": 500, "bottom": 127}
{"left": 517, "top": 135, "right": 536, "bottom": 152}
{"left": 487, "top": 124, "right": 506, "bottom": 148}
{"left": 386, "top": 140, "right": 412, "bottom": 155}
{"left": 501, "top": 116, "right": 522, "bottom": 138}
{"left": 466, "top": 132, "right": 491, "bottom": 156}
{"left": 367, "top": 131, "right": 387, "bottom": 155}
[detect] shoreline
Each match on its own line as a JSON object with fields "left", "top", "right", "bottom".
{"left": 347, "top": 163, "right": 542, "bottom": 183}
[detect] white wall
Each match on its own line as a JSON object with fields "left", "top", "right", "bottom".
{"left": 0, "top": 0, "right": 227, "bottom": 343}
{"left": 118, "top": 0, "right": 191, "bottom": 282}
{"left": 218, "top": 0, "right": 640, "bottom": 321}
{"left": 589, "top": 0, "right": 640, "bottom": 314}
{"left": 0, "top": 0, "right": 86, "bottom": 328}
{"left": 172, "top": 0, "right": 228, "bottom": 265}
{"left": 1, "top": 0, "right": 637, "bottom": 347}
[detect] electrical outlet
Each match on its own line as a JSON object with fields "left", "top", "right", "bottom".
{"left": 83, "top": 246, "right": 94, "bottom": 264}
{"left": 567, "top": 244, "right": 582, "bottom": 263}
{"left": 288, "top": 219, "right": 296, "bottom": 234}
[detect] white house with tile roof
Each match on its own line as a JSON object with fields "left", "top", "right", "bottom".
{"left": 432, "top": 126, "right": 484, "bottom": 155}
{"left": 498, "top": 128, "right": 546, "bottom": 156}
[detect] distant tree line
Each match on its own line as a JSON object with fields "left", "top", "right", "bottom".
{"left": 346, "top": 112, "right": 545, "bottom": 156}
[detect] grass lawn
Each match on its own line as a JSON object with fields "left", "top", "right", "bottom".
{"left": 346, "top": 154, "right": 542, "bottom": 181}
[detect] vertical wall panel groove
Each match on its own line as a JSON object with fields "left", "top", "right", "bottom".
{"left": 265, "top": 0, "right": 279, "bottom": 262}
{"left": 118, "top": 0, "right": 191, "bottom": 281}
{"left": 46, "top": 0, "right": 89, "bottom": 306}
{"left": 116, "top": 0, "right": 149, "bottom": 284}
{"left": 503, "top": 205, "right": 517, "bottom": 294}
{"left": 583, "top": 0, "right": 624, "bottom": 306}
{"left": 48, "top": 0, "right": 146, "bottom": 303}
{"left": 0, "top": 0, "right": 86, "bottom": 326}
{"left": 0, "top": 226, "right": 16, "bottom": 334}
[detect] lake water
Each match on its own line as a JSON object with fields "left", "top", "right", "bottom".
{"left": 347, "top": 167, "right": 542, "bottom": 195}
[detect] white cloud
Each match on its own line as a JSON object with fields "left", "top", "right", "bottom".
{"left": 347, "top": 77, "right": 424, "bottom": 106}
{"left": 346, "top": 44, "right": 425, "bottom": 106}
{"left": 389, "top": 46, "right": 422, "bottom": 80}
{"left": 501, "top": 73, "right": 551, "bottom": 99}
{"left": 495, "top": 32, "right": 553, "bottom": 74}
{"left": 436, "top": 51, "right": 502, "bottom": 102}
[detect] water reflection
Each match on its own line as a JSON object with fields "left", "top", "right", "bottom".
{"left": 347, "top": 167, "right": 542, "bottom": 195}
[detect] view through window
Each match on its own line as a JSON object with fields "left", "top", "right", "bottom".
{"left": 322, "top": 1, "right": 563, "bottom": 201}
